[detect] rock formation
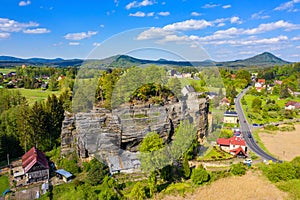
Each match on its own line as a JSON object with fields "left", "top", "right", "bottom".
{"left": 61, "top": 91, "right": 209, "bottom": 173}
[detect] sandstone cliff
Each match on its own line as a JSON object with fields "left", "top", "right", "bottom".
{"left": 61, "top": 93, "right": 209, "bottom": 172}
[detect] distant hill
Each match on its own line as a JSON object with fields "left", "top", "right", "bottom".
{"left": 0, "top": 52, "right": 291, "bottom": 68}
{"left": 216, "top": 52, "right": 290, "bottom": 67}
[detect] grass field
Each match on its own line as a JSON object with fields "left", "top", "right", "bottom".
{"left": 12, "top": 88, "right": 60, "bottom": 105}
{"left": 277, "top": 179, "right": 300, "bottom": 200}
{"left": 0, "top": 174, "right": 10, "bottom": 195}
{"left": 0, "top": 68, "right": 16, "bottom": 74}
{"left": 161, "top": 171, "right": 288, "bottom": 200}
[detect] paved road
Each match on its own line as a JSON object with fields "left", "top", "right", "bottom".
{"left": 235, "top": 86, "right": 280, "bottom": 162}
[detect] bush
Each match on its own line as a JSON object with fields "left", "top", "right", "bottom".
{"left": 230, "top": 163, "right": 246, "bottom": 176}
{"left": 191, "top": 165, "right": 210, "bottom": 185}
{"left": 265, "top": 162, "right": 296, "bottom": 183}
{"left": 86, "top": 158, "right": 110, "bottom": 186}
{"left": 291, "top": 157, "right": 300, "bottom": 179}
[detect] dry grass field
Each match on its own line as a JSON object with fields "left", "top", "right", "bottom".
{"left": 160, "top": 171, "right": 288, "bottom": 200}
{"left": 259, "top": 124, "right": 300, "bottom": 161}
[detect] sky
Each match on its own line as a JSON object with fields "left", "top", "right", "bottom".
{"left": 0, "top": 0, "right": 300, "bottom": 61}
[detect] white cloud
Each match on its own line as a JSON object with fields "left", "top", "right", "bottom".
{"left": 19, "top": 0, "right": 31, "bottom": 6}
{"left": 129, "top": 11, "right": 146, "bottom": 17}
{"left": 114, "top": 0, "right": 119, "bottom": 6}
{"left": 100, "top": 24, "right": 104, "bottom": 28}
{"left": 158, "top": 11, "right": 170, "bottom": 16}
{"left": 191, "top": 12, "right": 202, "bottom": 16}
{"left": 93, "top": 42, "right": 101, "bottom": 47}
{"left": 0, "top": 18, "right": 39, "bottom": 32}
{"left": 163, "top": 19, "right": 213, "bottom": 31}
{"left": 23, "top": 28, "right": 50, "bottom": 34}
{"left": 222, "top": 5, "right": 231, "bottom": 9}
{"left": 217, "top": 23, "right": 226, "bottom": 27}
{"left": 69, "top": 42, "right": 80, "bottom": 46}
{"left": 199, "top": 35, "right": 289, "bottom": 46}
{"left": 202, "top": 3, "right": 220, "bottom": 8}
{"left": 274, "top": 0, "right": 300, "bottom": 11}
{"left": 296, "top": 46, "right": 300, "bottom": 48}
{"left": 251, "top": 11, "right": 270, "bottom": 20}
{"left": 125, "top": 0, "right": 155, "bottom": 9}
{"left": 243, "top": 20, "right": 299, "bottom": 34}
{"left": 147, "top": 12, "right": 155, "bottom": 17}
{"left": 137, "top": 27, "right": 174, "bottom": 40}
{"left": 230, "top": 16, "right": 242, "bottom": 24}
{"left": 0, "top": 32, "right": 10, "bottom": 39}
{"left": 64, "top": 31, "right": 97, "bottom": 40}
{"left": 292, "top": 36, "right": 300, "bottom": 40}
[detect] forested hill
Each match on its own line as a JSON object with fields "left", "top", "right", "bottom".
{"left": 0, "top": 52, "right": 291, "bottom": 68}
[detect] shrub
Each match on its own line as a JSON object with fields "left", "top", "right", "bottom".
{"left": 265, "top": 162, "right": 296, "bottom": 183}
{"left": 191, "top": 165, "right": 210, "bottom": 185}
{"left": 230, "top": 163, "right": 246, "bottom": 176}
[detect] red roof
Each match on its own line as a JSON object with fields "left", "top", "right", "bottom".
{"left": 285, "top": 101, "right": 300, "bottom": 108}
{"left": 221, "top": 97, "right": 230, "bottom": 103}
{"left": 217, "top": 136, "right": 246, "bottom": 146}
{"left": 258, "top": 79, "right": 265, "bottom": 84}
{"left": 230, "top": 146, "right": 247, "bottom": 156}
{"left": 22, "top": 147, "right": 49, "bottom": 173}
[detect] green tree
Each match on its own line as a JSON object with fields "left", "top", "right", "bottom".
{"left": 139, "top": 132, "right": 164, "bottom": 153}
{"left": 148, "top": 171, "right": 157, "bottom": 197}
{"left": 129, "top": 182, "right": 147, "bottom": 200}
{"left": 182, "top": 156, "right": 191, "bottom": 179}
{"left": 191, "top": 165, "right": 210, "bottom": 185}
{"left": 86, "top": 158, "right": 110, "bottom": 186}
{"left": 98, "top": 176, "right": 122, "bottom": 200}
{"left": 280, "top": 84, "right": 290, "bottom": 99}
{"left": 252, "top": 97, "right": 262, "bottom": 111}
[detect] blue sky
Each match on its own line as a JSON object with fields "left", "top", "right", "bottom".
{"left": 0, "top": 0, "right": 300, "bottom": 61}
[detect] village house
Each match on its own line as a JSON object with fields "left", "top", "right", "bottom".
{"left": 219, "top": 97, "right": 230, "bottom": 107}
{"left": 217, "top": 136, "right": 247, "bottom": 157}
{"left": 285, "top": 101, "right": 300, "bottom": 110}
{"left": 223, "top": 110, "right": 238, "bottom": 124}
{"left": 14, "top": 147, "right": 49, "bottom": 185}
{"left": 257, "top": 79, "right": 266, "bottom": 85}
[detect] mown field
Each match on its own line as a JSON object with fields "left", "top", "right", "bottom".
{"left": 0, "top": 68, "right": 16, "bottom": 74}
{"left": 12, "top": 88, "right": 60, "bottom": 105}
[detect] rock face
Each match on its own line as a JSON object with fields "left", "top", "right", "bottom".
{"left": 61, "top": 93, "right": 209, "bottom": 172}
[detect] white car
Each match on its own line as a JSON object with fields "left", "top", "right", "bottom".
{"left": 243, "top": 159, "right": 252, "bottom": 164}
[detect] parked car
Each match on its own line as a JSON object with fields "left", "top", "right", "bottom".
{"left": 243, "top": 159, "right": 252, "bottom": 164}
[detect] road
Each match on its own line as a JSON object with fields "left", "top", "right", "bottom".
{"left": 235, "top": 86, "right": 280, "bottom": 162}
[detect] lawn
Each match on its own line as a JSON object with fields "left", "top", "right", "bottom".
{"left": 0, "top": 68, "right": 16, "bottom": 74}
{"left": 241, "top": 93, "right": 300, "bottom": 124}
{"left": 0, "top": 174, "right": 10, "bottom": 195}
{"left": 251, "top": 129, "right": 274, "bottom": 157}
{"left": 200, "top": 146, "right": 233, "bottom": 161}
{"left": 12, "top": 88, "right": 60, "bottom": 105}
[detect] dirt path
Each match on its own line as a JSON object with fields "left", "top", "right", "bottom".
{"left": 259, "top": 124, "right": 300, "bottom": 161}
{"left": 160, "top": 171, "right": 288, "bottom": 200}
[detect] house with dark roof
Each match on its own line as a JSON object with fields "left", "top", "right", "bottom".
{"left": 21, "top": 147, "right": 49, "bottom": 184}
{"left": 181, "top": 85, "right": 196, "bottom": 96}
{"left": 285, "top": 101, "right": 300, "bottom": 110}
{"left": 223, "top": 111, "right": 238, "bottom": 124}
{"left": 217, "top": 136, "right": 247, "bottom": 157}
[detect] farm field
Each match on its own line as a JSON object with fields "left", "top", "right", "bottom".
{"left": 259, "top": 124, "right": 300, "bottom": 161}
{"left": 12, "top": 88, "right": 60, "bottom": 105}
{"left": 160, "top": 171, "right": 288, "bottom": 200}
{"left": 0, "top": 68, "right": 16, "bottom": 74}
